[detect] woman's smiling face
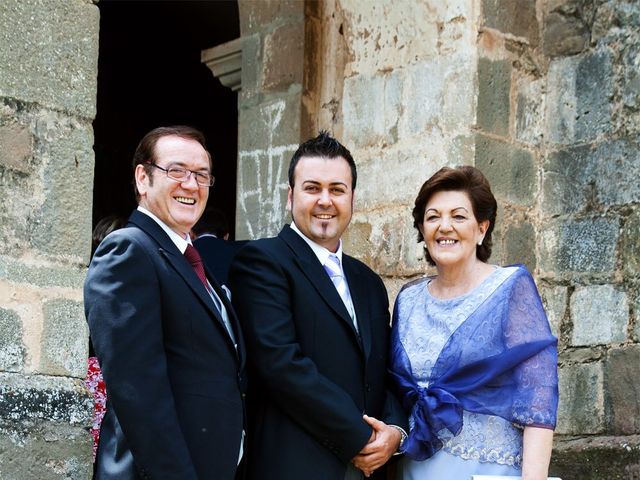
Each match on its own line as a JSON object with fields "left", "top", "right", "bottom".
{"left": 420, "top": 190, "right": 489, "bottom": 270}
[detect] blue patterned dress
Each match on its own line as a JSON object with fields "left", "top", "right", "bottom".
{"left": 391, "top": 266, "right": 557, "bottom": 479}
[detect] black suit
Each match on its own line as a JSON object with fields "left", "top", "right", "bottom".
{"left": 193, "top": 235, "right": 247, "bottom": 285}
{"left": 85, "top": 210, "right": 246, "bottom": 480}
{"left": 228, "top": 225, "right": 406, "bottom": 480}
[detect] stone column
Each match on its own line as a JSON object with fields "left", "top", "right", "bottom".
{"left": 0, "top": 1, "right": 99, "bottom": 478}
{"left": 234, "top": 0, "right": 306, "bottom": 240}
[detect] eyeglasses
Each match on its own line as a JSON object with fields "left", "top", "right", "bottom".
{"left": 147, "top": 163, "right": 215, "bottom": 187}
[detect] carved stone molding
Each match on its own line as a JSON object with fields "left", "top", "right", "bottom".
{"left": 201, "top": 37, "right": 242, "bottom": 92}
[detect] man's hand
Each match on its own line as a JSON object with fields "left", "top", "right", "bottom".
{"left": 351, "top": 415, "right": 401, "bottom": 477}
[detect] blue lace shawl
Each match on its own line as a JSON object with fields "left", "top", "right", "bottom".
{"left": 389, "top": 265, "right": 558, "bottom": 461}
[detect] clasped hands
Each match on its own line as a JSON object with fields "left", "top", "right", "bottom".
{"left": 351, "top": 414, "right": 402, "bottom": 477}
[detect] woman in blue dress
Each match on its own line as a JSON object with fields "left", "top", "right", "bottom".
{"left": 390, "top": 166, "right": 558, "bottom": 480}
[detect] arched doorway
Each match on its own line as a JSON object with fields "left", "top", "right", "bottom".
{"left": 92, "top": 0, "right": 240, "bottom": 237}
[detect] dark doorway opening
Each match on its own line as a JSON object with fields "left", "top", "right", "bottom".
{"left": 93, "top": 0, "right": 239, "bottom": 237}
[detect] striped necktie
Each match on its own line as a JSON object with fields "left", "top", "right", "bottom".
{"left": 323, "top": 254, "right": 357, "bottom": 330}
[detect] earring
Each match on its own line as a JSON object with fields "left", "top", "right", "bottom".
{"left": 477, "top": 240, "right": 483, "bottom": 246}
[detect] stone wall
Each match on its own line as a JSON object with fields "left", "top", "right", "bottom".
{"left": 0, "top": 0, "right": 98, "bottom": 478}
{"left": 234, "top": 0, "right": 306, "bottom": 239}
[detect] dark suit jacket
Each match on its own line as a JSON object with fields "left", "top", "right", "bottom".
{"left": 193, "top": 235, "right": 247, "bottom": 285}
{"left": 228, "top": 225, "right": 407, "bottom": 480}
{"left": 85, "top": 210, "right": 246, "bottom": 480}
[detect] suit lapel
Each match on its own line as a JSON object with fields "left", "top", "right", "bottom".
{"left": 342, "top": 255, "right": 372, "bottom": 360}
{"left": 279, "top": 226, "right": 361, "bottom": 344}
{"left": 129, "top": 211, "right": 241, "bottom": 361}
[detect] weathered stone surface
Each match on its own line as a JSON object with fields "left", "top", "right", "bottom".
{"left": 236, "top": 147, "right": 294, "bottom": 240}
{"left": 546, "top": 47, "right": 614, "bottom": 145}
{"left": 539, "top": 216, "right": 618, "bottom": 275}
{"left": 239, "top": 95, "right": 301, "bottom": 153}
{"left": 556, "top": 362, "right": 605, "bottom": 434}
{"left": 622, "top": 43, "right": 640, "bottom": 111}
{"left": 40, "top": 299, "right": 88, "bottom": 378}
{"left": 592, "top": 0, "right": 640, "bottom": 43}
{"left": 0, "top": 124, "right": 32, "bottom": 174}
{"left": 543, "top": 11, "right": 589, "bottom": 57}
{"left": 262, "top": 21, "right": 304, "bottom": 92}
{"left": 551, "top": 435, "right": 640, "bottom": 480}
{"left": 503, "top": 220, "right": 537, "bottom": 272}
{"left": 238, "top": 0, "right": 303, "bottom": 36}
{"left": 539, "top": 284, "right": 568, "bottom": 338}
{"left": 0, "top": 373, "right": 92, "bottom": 479}
{"left": 0, "top": 255, "right": 86, "bottom": 289}
{"left": 476, "top": 58, "right": 511, "bottom": 137}
{"left": 542, "top": 139, "right": 640, "bottom": 215}
{"left": 339, "top": 0, "right": 444, "bottom": 75}
{"left": 622, "top": 210, "right": 640, "bottom": 277}
{"left": 474, "top": 134, "right": 536, "bottom": 205}
{"left": 515, "top": 77, "right": 544, "bottom": 146}
{"left": 0, "top": 308, "right": 25, "bottom": 372}
{"left": 348, "top": 207, "right": 424, "bottom": 277}
{"left": 0, "top": 0, "right": 99, "bottom": 118}
{"left": 482, "top": 0, "right": 539, "bottom": 45}
{"left": 570, "top": 285, "right": 628, "bottom": 346}
{"left": 606, "top": 345, "right": 640, "bottom": 434}
{"left": 342, "top": 71, "right": 402, "bottom": 149}
{"left": 28, "top": 114, "right": 94, "bottom": 261}
{"left": 239, "top": 33, "right": 261, "bottom": 105}
{"left": 635, "top": 290, "right": 640, "bottom": 343}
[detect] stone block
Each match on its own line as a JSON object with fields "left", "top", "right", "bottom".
{"left": 542, "top": 139, "right": 640, "bottom": 216}
{"left": 353, "top": 147, "right": 438, "bottom": 212}
{"left": 0, "top": 307, "right": 26, "bottom": 372}
{"left": 622, "top": 44, "right": 640, "bottom": 110}
{"left": 28, "top": 114, "right": 94, "bottom": 261}
{"left": 482, "top": 0, "right": 539, "bottom": 45}
{"left": 0, "top": 372, "right": 92, "bottom": 479}
{"left": 236, "top": 147, "right": 293, "bottom": 240}
{"left": 503, "top": 220, "right": 537, "bottom": 272}
{"left": 539, "top": 216, "right": 618, "bottom": 275}
{"left": 238, "top": 95, "right": 301, "bottom": 153}
{"left": 539, "top": 284, "right": 568, "bottom": 338}
{"left": 552, "top": 435, "right": 640, "bottom": 480}
{"left": 40, "top": 299, "right": 88, "bottom": 378}
{"left": 0, "top": 255, "right": 86, "bottom": 289}
{"left": 606, "top": 345, "right": 640, "bottom": 434}
{"left": 570, "top": 285, "right": 628, "bottom": 346}
{"left": 261, "top": 21, "right": 304, "bottom": 92}
{"left": 592, "top": 0, "right": 640, "bottom": 43}
{"left": 476, "top": 58, "right": 511, "bottom": 137}
{"left": 474, "top": 134, "right": 536, "bottom": 205}
{"left": 543, "top": 11, "right": 589, "bottom": 57}
{"left": 541, "top": 144, "right": 593, "bottom": 216}
{"left": 556, "top": 362, "right": 605, "bottom": 434}
{"left": 546, "top": 48, "right": 614, "bottom": 145}
{"left": 238, "top": 0, "right": 303, "bottom": 36}
{"left": 0, "top": 0, "right": 99, "bottom": 118}
{"left": 0, "top": 124, "right": 32, "bottom": 174}
{"left": 343, "top": 71, "right": 402, "bottom": 149}
{"left": 239, "top": 34, "right": 261, "bottom": 105}
{"left": 515, "top": 77, "right": 544, "bottom": 147}
{"left": 622, "top": 209, "right": 640, "bottom": 277}
{"left": 339, "top": 0, "right": 441, "bottom": 76}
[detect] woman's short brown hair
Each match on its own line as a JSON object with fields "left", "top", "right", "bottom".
{"left": 412, "top": 166, "right": 497, "bottom": 265}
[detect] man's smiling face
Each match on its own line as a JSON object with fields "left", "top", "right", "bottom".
{"left": 287, "top": 155, "right": 354, "bottom": 252}
{"left": 135, "top": 134, "right": 210, "bottom": 237}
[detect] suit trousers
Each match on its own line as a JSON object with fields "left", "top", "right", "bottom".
{"left": 345, "top": 464, "right": 364, "bottom": 480}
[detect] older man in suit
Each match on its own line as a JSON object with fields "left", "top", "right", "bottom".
{"left": 229, "top": 132, "right": 407, "bottom": 480}
{"left": 85, "top": 126, "right": 245, "bottom": 479}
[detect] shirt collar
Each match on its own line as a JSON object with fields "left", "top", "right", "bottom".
{"left": 290, "top": 221, "right": 343, "bottom": 267}
{"left": 137, "top": 206, "right": 191, "bottom": 253}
